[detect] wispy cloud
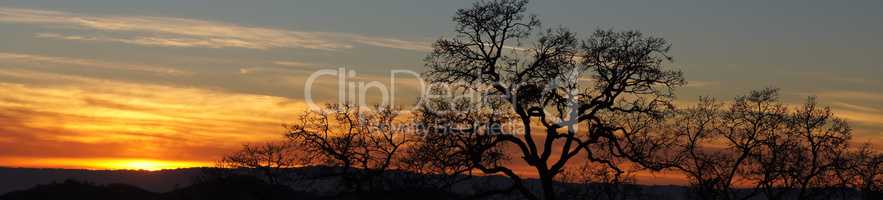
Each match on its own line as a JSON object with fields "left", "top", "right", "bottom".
{"left": 798, "top": 71, "right": 882, "bottom": 85}
{"left": 0, "top": 69, "right": 307, "bottom": 163}
{"left": 0, "top": 52, "right": 189, "bottom": 75}
{"left": 677, "top": 94, "right": 883, "bottom": 128}
{"left": 835, "top": 110, "right": 883, "bottom": 126}
{"left": 238, "top": 61, "right": 329, "bottom": 75}
{"left": 0, "top": 7, "right": 430, "bottom": 51}
{"left": 685, "top": 80, "right": 720, "bottom": 88}
{"left": 342, "top": 34, "right": 432, "bottom": 51}
{"left": 791, "top": 91, "right": 883, "bottom": 125}
{"left": 237, "top": 66, "right": 298, "bottom": 75}
{"left": 36, "top": 32, "right": 271, "bottom": 49}
{"left": 810, "top": 91, "right": 883, "bottom": 102}
{"left": 833, "top": 101, "right": 880, "bottom": 113}
{"left": 273, "top": 61, "right": 326, "bottom": 68}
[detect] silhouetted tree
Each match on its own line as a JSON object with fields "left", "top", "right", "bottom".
{"left": 558, "top": 161, "right": 645, "bottom": 200}
{"left": 404, "top": 95, "right": 520, "bottom": 198}
{"left": 673, "top": 89, "right": 856, "bottom": 200}
{"left": 779, "top": 97, "right": 852, "bottom": 200}
{"left": 719, "top": 88, "right": 791, "bottom": 200}
{"left": 285, "top": 104, "right": 411, "bottom": 193}
{"left": 220, "top": 141, "right": 301, "bottom": 184}
{"left": 208, "top": 1, "right": 879, "bottom": 199}
{"left": 846, "top": 144, "right": 883, "bottom": 200}
{"left": 670, "top": 97, "right": 731, "bottom": 200}
{"left": 421, "top": 0, "right": 684, "bottom": 199}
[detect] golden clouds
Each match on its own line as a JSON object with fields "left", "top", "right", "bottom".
{"left": 835, "top": 110, "right": 883, "bottom": 126}
{"left": 0, "top": 69, "right": 307, "bottom": 169}
{"left": 0, "top": 7, "right": 429, "bottom": 51}
{"left": 0, "top": 52, "right": 189, "bottom": 76}
{"left": 808, "top": 90, "right": 883, "bottom": 127}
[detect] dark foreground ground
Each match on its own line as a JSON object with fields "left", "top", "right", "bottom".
{"left": 0, "top": 167, "right": 869, "bottom": 200}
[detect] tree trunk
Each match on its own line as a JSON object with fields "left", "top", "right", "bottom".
{"left": 540, "top": 173, "right": 556, "bottom": 200}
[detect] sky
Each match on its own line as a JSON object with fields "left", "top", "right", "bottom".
{"left": 0, "top": 0, "right": 881, "bottom": 183}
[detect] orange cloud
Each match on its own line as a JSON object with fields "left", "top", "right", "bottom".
{"left": 0, "top": 69, "right": 307, "bottom": 169}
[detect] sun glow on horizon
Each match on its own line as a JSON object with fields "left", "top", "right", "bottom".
{"left": 0, "top": 157, "right": 210, "bottom": 171}
{"left": 107, "top": 159, "right": 207, "bottom": 171}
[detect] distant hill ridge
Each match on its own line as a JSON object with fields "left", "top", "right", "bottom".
{"left": 0, "top": 167, "right": 203, "bottom": 194}
{"left": 0, "top": 176, "right": 321, "bottom": 200}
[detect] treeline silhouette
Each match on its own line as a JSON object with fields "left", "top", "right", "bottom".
{"left": 7, "top": 0, "right": 877, "bottom": 199}
{"left": 214, "top": 94, "right": 881, "bottom": 200}
{"left": 4, "top": 0, "right": 879, "bottom": 199}
{"left": 212, "top": 0, "right": 882, "bottom": 200}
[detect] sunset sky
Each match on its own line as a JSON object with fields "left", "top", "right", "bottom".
{"left": 0, "top": 0, "right": 881, "bottom": 183}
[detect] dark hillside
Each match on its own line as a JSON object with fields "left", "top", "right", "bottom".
{"left": 0, "top": 180, "right": 157, "bottom": 200}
